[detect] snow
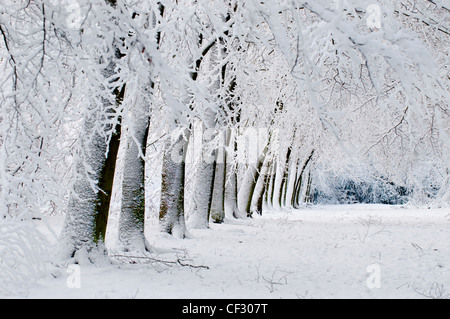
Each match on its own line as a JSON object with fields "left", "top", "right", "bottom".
{"left": 17, "top": 204, "right": 450, "bottom": 299}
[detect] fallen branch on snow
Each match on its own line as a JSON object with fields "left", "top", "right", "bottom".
{"left": 110, "top": 254, "right": 210, "bottom": 270}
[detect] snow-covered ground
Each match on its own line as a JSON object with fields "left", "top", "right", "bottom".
{"left": 23, "top": 204, "right": 450, "bottom": 299}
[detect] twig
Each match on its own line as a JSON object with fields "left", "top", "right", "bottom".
{"left": 413, "top": 282, "right": 450, "bottom": 299}
{"left": 262, "top": 268, "right": 293, "bottom": 293}
{"left": 110, "top": 254, "right": 209, "bottom": 270}
{"left": 132, "top": 288, "right": 140, "bottom": 299}
{"left": 356, "top": 216, "right": 385, "bottom": 244}
{"left": 0, "top": 24, "right": 18, "bottom": 99}
{"left": 411, "top": 242, "right": 423, "bottom": 252}
{"left": 177, "top": 258, "right": 210, "bottom": 270}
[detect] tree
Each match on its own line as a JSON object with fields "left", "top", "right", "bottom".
{"left": 112, "top": 2, "right": 165, "bottom": 253}
{"left": 58, "top": 0, "right": 129, "bottom": 258}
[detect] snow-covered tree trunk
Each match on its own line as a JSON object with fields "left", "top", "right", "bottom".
{"left": 238, "top": 167, "right": 256, "bottom": 217}
{"left": 93, "top": 123, "right": 122, "bottom": 245}
{"left": 210, "top": 130, "right": 226, "bottom": 223}
{"left": 144, "top": 106, "right": 166, "bottom": 233}
{"left": 278, "top": 146, "right": 292, "bottom": 209}
{"left": 265, "top": 162, "right": 277, "bottom": 210}
{"left": 117, "top": 96, "right": 149, "bottom": 252}
{"left": 253, "top": 156, "right": 273, "bottom": 215}
{"left": 60, "top": 112, "right": 119, "bottom": 258}
{"left": 190, "top": 4, "right": 240, "bottom": 225}
{"left": 263, "top": 161, "right": 276, "bottom": 211}
{"left": 208, "top": 8, "right": 240, "bottom": 224}
{"left": 293, "top": 150, "right": 315, "bottom": 208}
{"left": 189, "top": 31, "right": 227, "bottom": 227}
{"left": 189, "top": 118, "right": 216, "bottom": 229}
{"left": 58, "top": 0, "right": 130, "bottom": 260}
{"left": 238, "top": 135, "right": 269, "bottom": 217}
{"left": 159, "top": 130, "right": 189, "bottom": 239}
{"left": 224, "top": 128, "right": 241, "bottom": 218}
{"left": 305, "top": 171, "right": 313, "bottom": 204}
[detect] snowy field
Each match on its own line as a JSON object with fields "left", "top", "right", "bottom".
{"left": 24, "top": 204, "right": 450, "bottom": 299}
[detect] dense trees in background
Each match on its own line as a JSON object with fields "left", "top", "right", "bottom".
{"left": 0, "top": 0, "right": 448, "bottom": 293}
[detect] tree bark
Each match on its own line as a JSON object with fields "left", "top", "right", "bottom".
{"left": 186, "top": 108, "right": 217, "bottom": 229}
{"left": 61, "top": 112, "right": 121, "bottom": 258}
{"left": 278, "top": 147, "right": 292, "bottom": 209}
{"left": 93, "top": 123, "right": 121, "bottom": 245}
{"left": 239, "top": 140, "right": 269, "bottom": 217}
{"left": 224, "top": 128, "right": 240, "bottom": 219}
{"left": 59, "top": 0, "right": 131, "bottom": 259}
{"left": 159, "top": 131, "right": 189, "bottom": 239}
{"left": 293, "top": 150, "right": 315, "bottom": 208}
{"left": 117, "top": 100, "right": 149, "bottom": 252}
{"left": 210, "top": 130, "right": 226, "bottom": 223}
{"left": 60, "top": 81, "right": 124, "bottom": 259}
{"left": 266, "top": 162, "right": 277, "bottom": 209}
{"left": 115, "top": 3, "right": 163, "bottom": 248}
{"left": 253, "top": 157, "right": 271, "bottom": 215}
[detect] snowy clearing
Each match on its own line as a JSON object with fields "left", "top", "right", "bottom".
{"left": 23, "top": 204, "right": 450, "bottom": 299}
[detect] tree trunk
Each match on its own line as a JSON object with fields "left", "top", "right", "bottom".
{"left": 210, "top": 130, "right": 226, "bottom": 224}
{"left": 189, "top": 117, "right": 216, "bottom": 229}
{"left": 184, "top": 30, "right": 219, "bottom": 228}
{"left": 60, "top": 114, "right": 120, "bottom": 259}
{"left": 239, "top": 140, "right": 269, "bottom": 217}
{"left": 117, "top": 98, "right": 150, "bottom": 252}
{"left": 59, "top": 0, "right": 127, "bottom": 258}
{"left": 60, "top": 82, "right": 124, "bottom": 259}
{"left": 293, "top": 150, "right": 315, "bottom": 208}
{"left": 305, "top": 171, "right": 313, "bottom": 204}
{"left": 93, "top": 123, "right": 121, "bottom": 245}
{"left": 291, "top": 159, "right": 301, "bottom": 208}
{"left": 224, "top": 128, "right": 240, "bottom": 219}
{"left": 159, "top": 131, "right": 189, "bottom": 239}
{"left": 278, "top": 147, "right": 292, "bottom": 209}
{"left": 253, "top": 157, "right": 271, "bottom": 215}
{"left": 266, "top": 162, "right": 277, "bottom": 209}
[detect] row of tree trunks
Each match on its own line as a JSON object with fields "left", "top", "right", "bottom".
{"left": 293, "top": 150, "right": 315, "bottom": 208}
{"left": 187, "top": 7, "right": 237, "bottom": 228}
{"left": 60, "top": 0, "right": 158, "bottom": 258}
{"left": 59, "top": 2, "right": 318, "bottom": 259}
